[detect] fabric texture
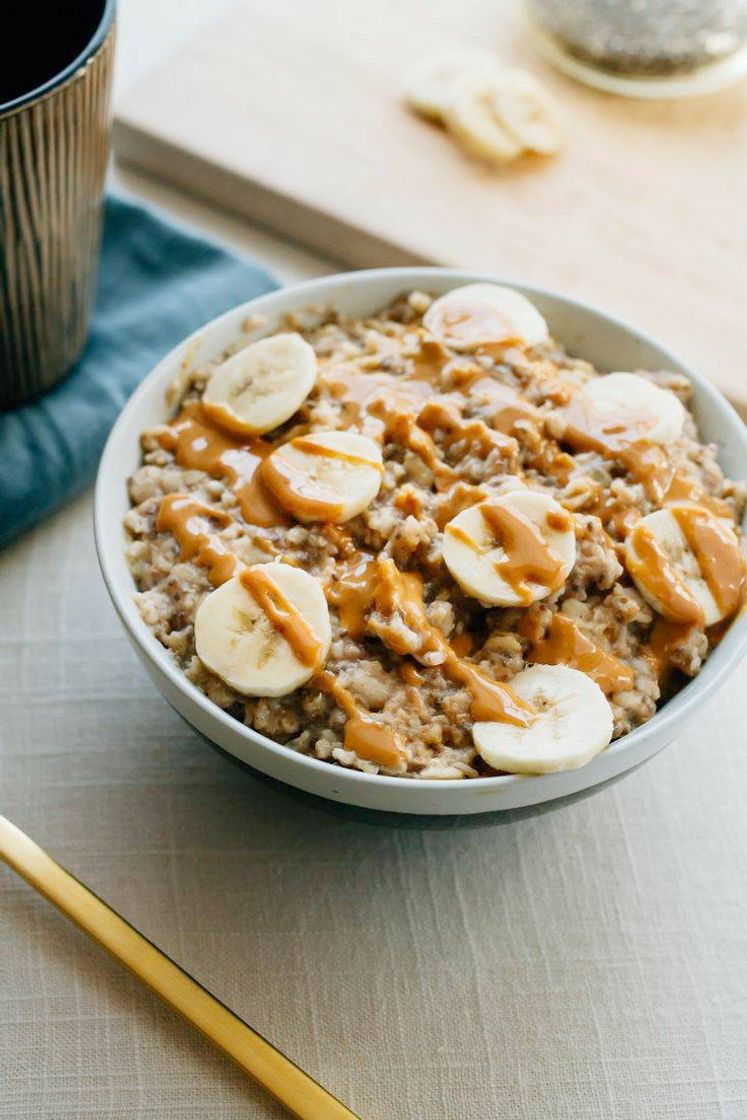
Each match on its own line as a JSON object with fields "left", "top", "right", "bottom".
{"left": 1, "top": 491, "right": 747, "bottom": 1119}
{"left": 0, "top": 194, "right": 277, "bottom": 547}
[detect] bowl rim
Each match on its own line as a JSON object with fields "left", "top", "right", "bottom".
{"left": 94, "top": 265, "right": 747, "bottom": 802}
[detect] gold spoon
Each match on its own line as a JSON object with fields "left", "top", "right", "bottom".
{"left": 0, "top": 816, "right": 361, "bottom": 1120}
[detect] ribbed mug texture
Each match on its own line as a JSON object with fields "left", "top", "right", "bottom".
{"left": 0, "top": 27, "right": 115, "bottom": 407}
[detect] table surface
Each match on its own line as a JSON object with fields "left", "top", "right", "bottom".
{"left": 2, "top": 3, "right": 747, "bottom": 1118}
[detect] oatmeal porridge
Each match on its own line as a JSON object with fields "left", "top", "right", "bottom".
{"left": 124, "top": 284, "right": 746, "bottom": 779}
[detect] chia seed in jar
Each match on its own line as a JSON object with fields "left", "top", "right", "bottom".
{"left": 526, "top": 0, "right": 747, "bottom": 76}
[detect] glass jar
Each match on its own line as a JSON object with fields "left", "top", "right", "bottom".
{"left": 526, "top": 0, "right": 747, "bottom": 95}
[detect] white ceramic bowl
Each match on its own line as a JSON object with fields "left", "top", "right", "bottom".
{"left": 95, "top": 268, "right": 747, "bottom": 817}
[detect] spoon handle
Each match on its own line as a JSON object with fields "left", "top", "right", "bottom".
{"left": 0, "top": 816, "right": 361, "bottom": 1120}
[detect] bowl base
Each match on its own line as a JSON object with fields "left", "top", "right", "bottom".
{"left": 195, "top": 726, "right": 651, "bottom": 830}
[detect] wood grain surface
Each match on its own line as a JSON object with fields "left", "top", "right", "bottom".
{"left": 113, "top": 0, "right": 747, "bottom": 414}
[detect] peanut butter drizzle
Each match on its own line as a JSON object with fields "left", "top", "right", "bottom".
{"left": 434, "top": 482, "right": 489, "bottom": 529}
{"left": 399, "top": 661, "right": 425, "bottom": 686}
{"left": 321, "top": 367, "right": 431, "bottom": 415}
{"left": 480, "top": 503, "right": 567, "bottom": 603}
{"left": 394, "top": 486, "right": 427, "bottom": 518}
{"left": 290, "top": 437, "right": 384, "bottom": 472}
{"left": 663, "top": 473, "right": 735, "bottom": 520}
{"left": 239, "top": 567, "right": 324, "bottom": 670}
{"left": 537, "top": 373, "right": 574, "bottom": 407}
{"left": 448, "top": 661, "right": 530, "bottom": 723}
{"left": 670, "top": 505, "right": 745, "bottom": 619}
{"left": 252, "top": 536, "right": 279, "bottom": 557}
{"left": 562, "top": 398, "right": 674, "bottom": 502}
{"left": 369, "top": 557, "right": 534, "bottom": 727}
{"left": 156, "top": 494, "right": 239, "bottom": 586}
{"left": 323, "top": 359, "right": 523, "bottom": 492}
{"left": 468, "top": 378, "right": 539, "bottom": 434}
{"left": 345, "top": 718, "right": 404, "bottom": 767}
{"left": 588, "top": 492, "right": 641, "bottom": 538}
{"left": 409, "top": 337, "right": 452, "bottom": 382}
{"left": 525, "top": 614, "right": 635, "bottom": 695}
{"left": 368, "top": 400, "right": 456, "bottom": 487}
{"left": 326, "top": 556, "right": 378, "bottom": 640}
{"left": 618, "top": 442, "right": 675, "bottom": 504}
{"left": 427, "top": 299, "right": 520, "bottom": 350}
{"left": 445, "top": 524, "right": 483, "bottom": 551}
{"left": 372, "top": 394, "right": 518, "bottom": 493}
{"left": 314, "top": 670, "right": 404, "bottom": 767}
{"left": 258, "top": 445, "right": 346, "bottom": 521}
{"left": 447, "top": 362, "right": 493, "bottom": 394}
{"left": 159, "top": 401, "right": 287, "bottom": 528}
{"left": 321, "top": 523, "right": 358, "bottom": 558}
{"left": 525, "top": 440, "right": 575, "bottom": 485}
{"left": 627, "top": 522, "right": 705, "bottom": 626}
{"left": 644, "top": 619, "right": 695, "bottom": 684}
{"left": 417, "top": 399, "right": 515, "bottom": 459}
{"left": 546, "top": 509, "right": 573, "bottom": 532}
{"left": 235, "top": 473, "right": 287, "bottom": 528}
{"left": 450, "top": 632, "right": 475, "bottom": 658}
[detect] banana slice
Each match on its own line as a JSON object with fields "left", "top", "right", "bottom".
{"left": 194, "top": 564, "right": 331, "bottom": 697}
{"left": 489, "top": 70, "right": 563, "bottom": 155}
{"left": 443, "top": 490, "right": 576, "bottom": 606}
{"left": 443, "top": 71, "right": 524, "bottom": 164}
{"left": 473, "top": 664, "right": 613, "bottom": 774}
{"left": 625, "top": 503, "right": 744, "bottom": 627}
{"left": 583, "top": 372, "right": 686, "bottom": 446}
{"left": 202, "top": 333, "right": 317, "bottom": 436}
{"left": 259, "top": 431, "right": 384, "bottom": 523}
{"left": 404, "top": 48, "right": 502, "bottom": 122}
{"left": 423, "top": 283, "right": 550, "bottom": 350}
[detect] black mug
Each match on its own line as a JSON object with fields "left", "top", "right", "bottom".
{"left": 0, "top": 0, "right": 116, "bottom": 407}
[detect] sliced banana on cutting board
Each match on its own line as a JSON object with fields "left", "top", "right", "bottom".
{"left": 445, "top": 69, "right": 563, "bottom": 163}
{"left": 583, "top": 372, "right": 686, "bottom": 446}
{"left": 443, "top": 490, "right": 576, "bottom": 606}
{"left": 195, "top": 564, "right": 331, "bottom": 697}
{"left": 625, "top": 503, "right": 744, "bottom": 627}
{"left": 260, "top": 430, "right": 384, "bottom": 523}
{"left": 405, "top": 50, "right": 563, "bottom": 165}
{"left": 404, "top": 47, "right": 501, "bottom": 122}
{"left": 202, "top": 333, "right": 317, "bottom": 436}
{"left": 444, "top": 71, "right": 524, "bottom": 164}
{"left": 488, "top": 70, "right": 564, "bottom": 156}
{"left": 473, "top": 664, "right": 613, "bottom": 774}
{"left": 424, "top": 283, "right": 550, "bottom": 350}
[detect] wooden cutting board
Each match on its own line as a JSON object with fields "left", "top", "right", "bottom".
{"left": 114, "top": 0, "right": 747, "bottom": 414}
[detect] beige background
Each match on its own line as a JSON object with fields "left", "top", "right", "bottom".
{"left": 2, "top": 2, "right": 747, "bottom": 1117}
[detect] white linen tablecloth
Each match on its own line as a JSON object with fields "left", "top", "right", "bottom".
{"left": 2, "top": 489, "right": 746, "bottom": 1119}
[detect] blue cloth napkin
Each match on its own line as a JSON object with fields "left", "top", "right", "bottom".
{"left": 0, "top": 194, "right": 278, "bottom": 548}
